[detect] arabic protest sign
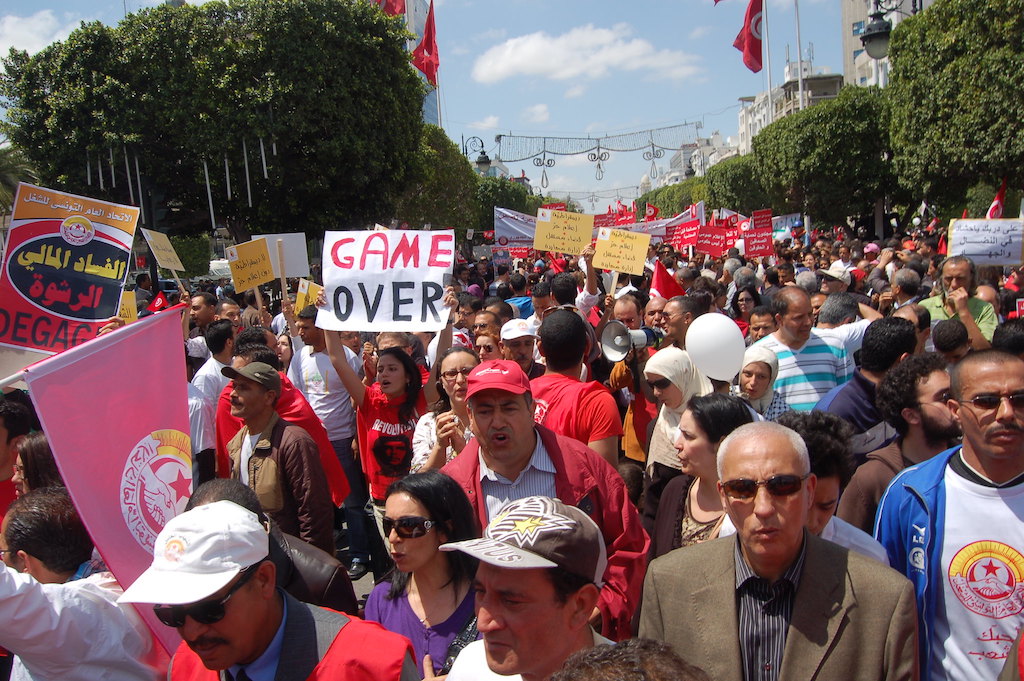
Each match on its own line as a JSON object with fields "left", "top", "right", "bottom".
{"left": 316, "top": 229, "right": 455, "bottom": 332}
{"left": 118, "top": 290, "right": 138, "bottom": 323}
{"left": 294, "top": 278, "right": 323, "bottom": 312}
{"left": 534, "top": 209, "right": 594, "bottom": 255}
{"left": 668, "top": 218, "right": 701, "bottom": 249}
{"left": 0, "top": 183, "right": 140, "bottom": 357}
{"left": 226, "top": 237, "right": 275, "bottom": 291}
{"left": 593, "top": 227, "right": 651, "bottom": 276}
{"left": 948, "top": 219, "right": 1024, "bottom": 266}
{"left": 752, "top": 209, "right": 773, "bottom": 231}
{"left": 743, "top": 227, "right": 775, "bottom": 258}
{"left": 140, "top": 228, "right": 184, "bottom": 272}
{"left": 695, "top": 225, "right": 729, "bottom": 258}
{"left": 260, "top": 232, "right": 311, "bottom": 278}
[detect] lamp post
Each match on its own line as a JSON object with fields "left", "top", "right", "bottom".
{"left": 461, "top": 135, "right": 492, "bottom": 175}
{"left": 861, "top": 0, "right": 921, "bottom": 60}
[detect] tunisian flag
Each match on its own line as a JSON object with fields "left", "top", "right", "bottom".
{"left": 734, "top": 0, "right": 764, "bottom": 73}
{"left": 650, "top": 260, "right": 685, "bottom": 300}
{"left": 412, "top": 0, "right": 439, "bottom": 86}
{"left": 987, "top": 178, "right": 1007, "bottom": 219}
{"left": 645, "top": 203, "right": 660, "bottom": 221}
{"left": 23, "top": 305, "right": 188, "bottom": 657}
{"left": 378, "top": 0, "right": 405, "bottom": 15}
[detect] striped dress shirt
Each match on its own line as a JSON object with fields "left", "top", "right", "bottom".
{"left": 734, "top": 538, "right": 807, "bottom": 681}
{"left": 479, "top": 434, "right": 557, "bottom": 520}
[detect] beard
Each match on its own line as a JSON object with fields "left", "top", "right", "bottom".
{"left": 921, "top": 408, "right": 961, "bottom": 448}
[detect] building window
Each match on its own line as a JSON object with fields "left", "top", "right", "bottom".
{"left": 853, "top": 49, "right": 864, "bottom": 60}
{"left": 852, "top": 21, "right": 865, "bottom": 35}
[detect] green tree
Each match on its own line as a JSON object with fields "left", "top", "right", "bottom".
{"left": 888, "top": 0, "right": 1024, "bottom": 208}
{"left": 392, "top": 124, "right": 479, "bottom": 237}
{"left": 705, "top": 154, "right": 770, "bottom": 215}
{"left": 1, "top": 0, "right": 424, "bottom": 239}
{"left": 0, "top": 143, "right": 37, "bottom": 214}
{"left": 636, "top": 176, "right": 707, "bottom": 217}
{"left": 476, "top": 176, "right": 530, "bottom": 231}
{"left": 169, "top": 234, "right": 213, "bottom": 278}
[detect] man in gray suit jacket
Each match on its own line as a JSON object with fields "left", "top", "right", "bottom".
{"left": 640, "top": 421, "right": 919, "bottom": 681}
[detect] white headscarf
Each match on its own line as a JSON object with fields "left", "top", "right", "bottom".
{"left": 740, "top": 345, "right": 780, "bottom": 415}
{"left": 643, "top": 346, "right": 713, "bottom": 471}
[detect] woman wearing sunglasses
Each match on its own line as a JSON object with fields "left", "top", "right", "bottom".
{"left": 650, "top": 393, "right": 753, "bottom": 559}
{"left": 412, "top": 348, "right": 480, "bottom": 473}
{"left": 365, "top": 471, "right": 480, "bottom": 679}
{"left": 473, "top": 332, "right": 502, "bottom": 362}
{"left": 733, "top": 345, "right": 791, "bottom": 422}
{"left": 729, "top": 285, "right": 762, "bottom": 337}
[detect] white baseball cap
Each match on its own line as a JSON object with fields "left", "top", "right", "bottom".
{"left": 118, "top": 500, "right": 269, "bottom": 605}
{"left": 500, "top": 318, "right": 538, "bottom": 341}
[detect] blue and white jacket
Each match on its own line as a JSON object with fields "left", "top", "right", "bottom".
{"left": 874, "top": 445, "right": 959, "bottom": 681}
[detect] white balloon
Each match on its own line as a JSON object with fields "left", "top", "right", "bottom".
{"left": 685, "top": 313, "right": 747, "bottom": 381}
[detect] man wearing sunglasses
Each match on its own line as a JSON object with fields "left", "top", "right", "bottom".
{"left": 876, "top": 350, "right": 1024, "bottom": 681}
{"left": 641, "top": 421, "right": 918, "bottom": 681}
{"left": 121, "top": 500, "right": 418, "bottom": 681}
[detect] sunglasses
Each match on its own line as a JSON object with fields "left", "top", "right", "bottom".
{"left": 153, "top": 562, "right": 261, "bottom": 628}
{"left": 649, "top": 377, "right": 673, "bottom": 390}
{"left": 959, "top": 393, "right": 1024, "bottom": 411}
{"left": 382, "top": 515, "right": 436, "bottom": 539}
{"left": 720, "top": 474, "right": 809, "bottom": 500}
{"left": 441, "top": 367, "right": 474, "bottom": 380}
{"left": 476, "top": 343, "right": 495, "bottom": 353}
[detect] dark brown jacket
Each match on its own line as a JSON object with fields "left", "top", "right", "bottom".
{"left": 228, "top": 412, "right": 334, "bottom": 553}
{"left": 837, "top": 441, "right": 905, "bottom": 534}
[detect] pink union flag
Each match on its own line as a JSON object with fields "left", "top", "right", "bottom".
{"left": 23, "top": 305, "right": 190, "bottom": 656}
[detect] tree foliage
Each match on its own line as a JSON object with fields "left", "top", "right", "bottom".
{"left": 0, "top": 144, "right": 37, "bottom": 214}
{"left": 476, "top": 176, "right": 530, "bottom": 231}
{"left": 0, "top": 0, "right": 424, "bottom": 239}
{"left": 636, "top": 177, "right": 707, "bottom": 217}
{"left": 705, "top": 154, "right": 770, "bottom": 215}
{"left": 888, "top": 0, "right": 1024, "bottom": 207}
{"left": 169, "top": 234, "right": 213, "bottom": 278}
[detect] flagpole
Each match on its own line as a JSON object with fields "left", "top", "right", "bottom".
{"left": 794, "top": 0, "right": 806, "bottom": 110}
{"left": 0, "top": 372, "right": 26, "bottom": 390}
{"left": 764, "top": 0, "right": 775, "bottom": 124}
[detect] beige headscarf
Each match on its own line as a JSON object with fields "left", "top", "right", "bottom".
{"left": 644, "top": 346, "right": 713, "bottom": 471}
{"left": 740, "top": 345, "right": 780, "bottom": 415}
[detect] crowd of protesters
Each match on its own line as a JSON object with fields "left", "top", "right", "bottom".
{"left": 4, "top": 225, "right": 1024, "bottom": 681}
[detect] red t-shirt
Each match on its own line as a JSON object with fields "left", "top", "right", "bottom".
{"left": 530, "top": 373, "right": 623, "bottom": 445}
{"left": 357, "top": 384, "right": 427, "bottom": 500}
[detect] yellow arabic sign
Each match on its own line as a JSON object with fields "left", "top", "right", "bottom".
{"left": 593, "top": 227, "right": 651, "bottom": 276}
{"left": 226, "top": 237, "right": 274, "bottom": 291}
{"left": 141, "top": 228, "right": 185, "bottom": 272}
{"left": 295, "top": 278, "right": 323, "bottom": 312}
{"left": 533, "top": 209, "right": 594, "bottom": 256}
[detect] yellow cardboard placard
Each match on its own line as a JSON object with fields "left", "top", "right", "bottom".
{"left": 295, "top": 278, "right": 323, "bottom": 312}
{"left": 226, "top": 238, "right": 275, "bottom": 291}
{"left": 533, "top": 209, "right": 594, "bottom": 256}
{"left": 118, "top": 290, "right": 138, "bottom": 323}
{"left": 593, "top": 227, "right": 651, "bottom": 276}
{"left": 140, "top": 228, "right": 185, "bottom": 272}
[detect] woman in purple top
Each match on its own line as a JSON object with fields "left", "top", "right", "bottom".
{"left": 365, "top": 471, "right": 480, "bottom": 677}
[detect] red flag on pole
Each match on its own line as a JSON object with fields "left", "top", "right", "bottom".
{"left": 650, "top": 260, "right": 685, "bottom": 300}
{"left": 645, "top": 203, "right": 660, "bottom": 221}
{"left": 733, "top": 0, "right": 764, "bottom": 73}
{"left": 146, "top": 291, "right": 169, "bottom": 312}
{"left": 378, "top": 0, "right": 406, "bottom": 15}
{"left": 411, "top": 0, "right": 439, "bottom": 86}
{"left": 987, "top": 178, "right": 1007, "bottom": 219}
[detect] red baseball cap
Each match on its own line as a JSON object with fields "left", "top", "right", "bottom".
{"left": 466, "top": 360, "right": 532, "bottom": 400}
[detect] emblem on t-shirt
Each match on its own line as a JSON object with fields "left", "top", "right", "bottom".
{"left": 948, "top": 540, "right": 1024, "bottom": 618}
{"left": 373, "top": 434, "right": 413, "bottom": 477}
{"left": 120, "top": 429, "right": 193, "bottom": 552}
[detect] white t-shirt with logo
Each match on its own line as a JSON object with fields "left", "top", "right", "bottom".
{"left": 932, "top": 467, "right": 1024, "bottom": 681}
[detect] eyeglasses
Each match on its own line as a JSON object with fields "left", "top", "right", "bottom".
{"left": 152, "top": 561, "right": 262, "bottom": 628}
{"left": 476, "top": 344, "right": 495, "bottom": 353}
{"left": 720, "top": 474, "right": 809, "bottom": 500}
{"left": 649, "top": 377, "right": 673, "bottom": 390}
{"left": 382, "top": 515, "right": 436, "bottom": 539}
{"left": 737, "top": 297, "right": 755, "bottom": 304}
{"left": 958, "top": 393, "right": 1024, "bottom": 412}
{"left": 441, "top": 367, "right": 474, "bottom": 381}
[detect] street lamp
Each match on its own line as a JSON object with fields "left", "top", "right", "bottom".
{"left": 462, "top": 135, "right": 492, "bottom": 175}
{"left": 861, "top": 0, "right": 921, "bottom": 60}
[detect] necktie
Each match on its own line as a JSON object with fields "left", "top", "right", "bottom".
{"left": 229, "top": 669, "right": 252, "bottom": 681}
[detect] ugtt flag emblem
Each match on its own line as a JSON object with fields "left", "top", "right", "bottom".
{"left": 23, "top": 305, "right": 191, "bottom": 655}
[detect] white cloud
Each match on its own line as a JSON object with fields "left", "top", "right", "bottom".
{"left": 688, "top": 25, "right": 713, "bottom": 40}
{"left": 469, "top": 115, "right": 500, "bottom": 130}
{"left": 472, "top": 23, "right": 702, "bottom": 84}
{"left": 522, "top": 103, "right": 549, "bottom": 124}
{"left": 0, "top": 10, "right": 83, "bottom": 55}
{"left": 564, "top": 84, "right": 586, "bottom": 99}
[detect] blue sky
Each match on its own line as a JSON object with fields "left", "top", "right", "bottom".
{"left": 2, "top": 0, "right": 843, "bottom": 211}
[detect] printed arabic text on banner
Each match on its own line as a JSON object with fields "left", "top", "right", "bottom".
{"left": 317, "top": 229, "right": 455, "bottom": 332}
{"left": 533, "top": 209, "right": 594, "bottom": 255}
{"left": 140, "top": 228, "right": 185, "bottom": 272}
{"left": 948, "top": 219, "right": 1024, "bottom": 266}
{"left": 593, "top": 227, "right": 651, "bottom": 276}
{"left": 226, "top": 237, "right": 275, "bottom": 291}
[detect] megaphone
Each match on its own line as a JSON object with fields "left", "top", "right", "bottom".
{"left": 601, "top": 320, "right": 664, "bottom": 362}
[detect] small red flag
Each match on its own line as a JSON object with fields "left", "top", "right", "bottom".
{"left": 962, "top": 208, "right": 969, "bottom": 219}
{"left": 733, "top": 0, "right": 764, "bottom": 73}
{"left": 650, "top": 260, "right": 685, "bottom": 300}
{"left": 411, "top": 0, "right": 439, "bottom": 86}
{"left": 378, "top": 0, "right": 405, "bottom": 16}
{"left": 146, "top": 291, "right": 169, "bottom": 312}
{"left": 987, "top": 177, "right": 1007, "bottom": 219}
{"left": 645, "top": 203, "right": 660, "bottom": 221}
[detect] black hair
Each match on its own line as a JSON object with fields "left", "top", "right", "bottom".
{"left": 993, "top": 318, "right": 1024, "bottom": 356}
{"left": 431, "top": 347, "right": 480, "bottom": 415}
{"left": 378, "top": 347, "right": 422, "bottom": 424}
{"left": 244, "top": 290, "right": 257, "bottom": 307}
{"left": 686, "top": 393, "right": 754, "bottom": 444}
{"left": 205, "top": 319, "right": 235, "bottom": 355}
{"left": 193, "top": 291, "right": 217, "bottom": 307}
{"left": 297, "top": 305, "right": 318, "bottom": 321}
{"left": 932, "top": 318, "right": 968, "bottom": 353}
{"left": 135, "top": 273, "right": 150, "bottom": 287}
{"left": 456, "top": 292, "right": 482, "bottom": 312}
{"left": 764, "top": 267, "right": 781, "bottom": 287}
{"left": 216, "top": 298, "right": 239, "bottom": 315}
{"left": 187, "top": 478, "right": 264, "bottom": 518}
{"left": 509, "top": 273, "right": 527, "bottom": 293}
{"left": 16, "top": 432, "right": 64, "bottom": 492}
{"left": 487, "top": 300, "right": 515, "bottom": 323}
{"left": 552, "top": 638, "right": 711, "bottom": 681}
{"left": 729, "top": 285, "right": 762, "bottom": 318}
{"left": 5, "top": 487, "right": 93, "bottom": 574}
{"left": 384, "top": 471, "right": 479, "bottom": 599}
{"left": 551, "top": 272, "right": 578, "bottom": 306}
{"left": 749, "top": 304, "right": 774, "bottom": 321}
{"left": 776, "top": 410, "right": 855, "bottom": 489}
{"left": 877, "top": 352, "right": 949, "bottom": 436}
{"left": 860, "top": 317, "right": 916, "bottom": 373}
{"left": 547, "top": 565, "right": 595, "bottom": 604}
{"left": 496, "top": 264, "right": 509, "bottom": 276}
{"left": 235, "top": 344, "right": 282, "bottom": 370}
{"left": 0, "top": 401, "right": 32, "bottom": 443}
{"left": 950, "top": 350, "right": 1023, "bottom": 401}
{"left": 538, "top": 309, "right": 587, "bottom": 370}
{"left": 531, "top": 281, "right": 551, "bottom": 299}
{"left": 236, "top": 326, "right": 272, "bottom": 347}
